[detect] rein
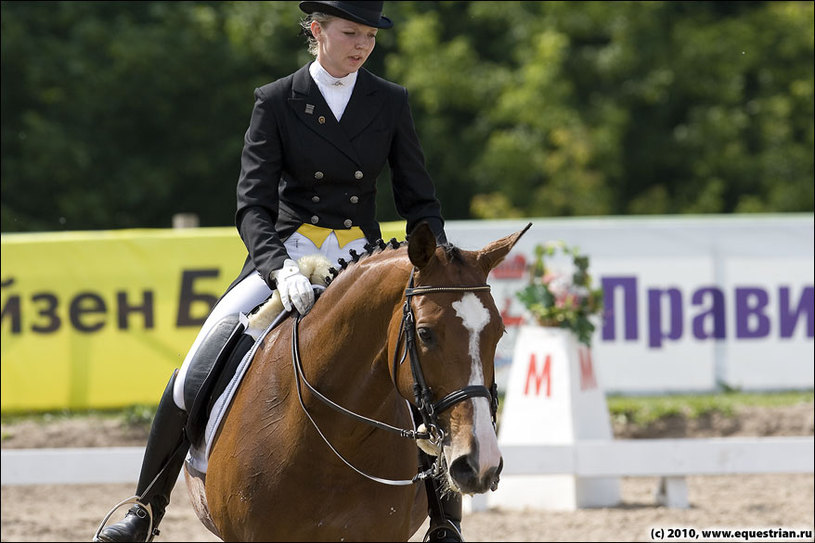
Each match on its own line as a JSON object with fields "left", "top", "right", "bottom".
{"left": 292, "top": 312, "right": 431, "bottom": 486}
{"left": 290, "top": 269, "right": 499, "bottom": 487}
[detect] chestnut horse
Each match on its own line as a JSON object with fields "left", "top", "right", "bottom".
{"left": 184, "top": 222, "right": 529, "bottom": 541}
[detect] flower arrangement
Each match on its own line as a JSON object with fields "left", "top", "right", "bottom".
{"left": 515, "top": 241, "right": 604, "bottom": 347}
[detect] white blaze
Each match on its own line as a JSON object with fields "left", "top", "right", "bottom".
{"left": 451, "top": 293, "right": 502, "bottom": 472}
{"left": 453, "top": 293, "right": 490, "bottom": 371}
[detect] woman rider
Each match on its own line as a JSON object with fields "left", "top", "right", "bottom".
{"left": 95, "top": 2, "right": 462, "bottom": 541}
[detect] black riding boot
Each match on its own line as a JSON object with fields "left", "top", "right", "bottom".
{"left": 425, "top": 492, "right": 464, "bottom": 542}
{"left": 95, "top": 370, "right": 190, "bottom": 542}
{"left": 420, "top": 451, "right": 464, "bottom": 542}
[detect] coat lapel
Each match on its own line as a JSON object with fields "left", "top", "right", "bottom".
{"left": 340, "top": 69, "right": 385, "bottom": 140}
{"left": 288, "top": 63, "right": 360, "bottom": 165}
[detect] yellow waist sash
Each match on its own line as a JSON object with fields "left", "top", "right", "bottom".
{"left": 296, "top": 223, "right": 364, "bottom": 249}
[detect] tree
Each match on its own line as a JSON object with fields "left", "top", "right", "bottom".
{"left": 2, "top": 1, "right": 812, "bottom": 232}
{"left": 1, "top": 1, "right": 303, "bottom": 231}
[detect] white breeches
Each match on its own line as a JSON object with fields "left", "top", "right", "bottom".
{"left": 172, "top": 231, "right": 368, "bottom": 410}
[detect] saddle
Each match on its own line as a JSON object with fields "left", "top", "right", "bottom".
{"left": 183, "top": 255, "right": 333, "bottom": 449}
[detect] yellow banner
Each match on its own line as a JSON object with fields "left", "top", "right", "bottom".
{"left": 1, "top": 223, "right": 406, "bottom": 412}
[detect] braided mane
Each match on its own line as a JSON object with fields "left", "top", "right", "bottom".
{"left": 323, "top": 238, "right": 403, "bottom": 287}
{"left": 323, "top": 239, "right": 462, "bottom": 288}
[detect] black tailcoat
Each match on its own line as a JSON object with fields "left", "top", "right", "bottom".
{"left": 232, "top": 62, "right": 446, "bottom": 290}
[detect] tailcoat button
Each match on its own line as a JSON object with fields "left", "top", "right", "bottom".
{"left": 350, "top": 196, "right": 359, "bottom": 204}
{"left": 343, "top": 219, "right": 353, "bottom": 228}
{"left": 314, "top": 171, "right": 324, "bottom": 180}
{"left": 312, "top": 196, "right": 320, "bottom": 203}
{"left": 311, "top": 215, "right": 319, "bottom": 224}
{"left": 354, "top": 170, "right": 364, "bottom": 180}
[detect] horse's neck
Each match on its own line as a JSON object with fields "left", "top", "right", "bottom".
{"left": 315, "top": 256, "right": 408, "bottom": 336}
{"left": 301, "top": 257, "right": 408, "bottom": 402}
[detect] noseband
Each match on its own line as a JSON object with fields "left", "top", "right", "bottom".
{"left": 290, "top": 269, "right": 499, "bottom": 487}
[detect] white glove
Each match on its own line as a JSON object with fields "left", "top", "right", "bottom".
{"left": 271, "top": 259, "right": 315, "bottom": 314}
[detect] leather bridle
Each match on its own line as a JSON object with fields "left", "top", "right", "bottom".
{"left": 291, "top": 269, "right": 499, "bottom": 486}
{"left": 394, "top": 271, "right": 499, "bottom": 445}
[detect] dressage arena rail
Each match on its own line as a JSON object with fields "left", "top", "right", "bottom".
{"left": 2, "top": 436, "right": 813, "bottom": 510}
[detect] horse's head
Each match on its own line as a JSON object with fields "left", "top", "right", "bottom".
{"left": 390, "top": 222, "right": 530, "bottom": 495}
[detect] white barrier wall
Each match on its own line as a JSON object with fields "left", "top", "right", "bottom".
{"left": 494, "top": 326, "right": 620, "bottom": 510}
{"left": 445, "top": 214, "right": 814, "bottom": 393}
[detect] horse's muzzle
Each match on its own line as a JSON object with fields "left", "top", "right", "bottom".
{"left": 448, "top": 454, "right": 503, "bottom": 495}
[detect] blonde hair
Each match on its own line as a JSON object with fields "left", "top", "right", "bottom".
{"left": 299, "top": 13, "right": 335, "bottom": 57}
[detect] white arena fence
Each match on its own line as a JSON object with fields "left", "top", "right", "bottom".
{"left": 3, "top": 436, "right": 812, "bottom": 510}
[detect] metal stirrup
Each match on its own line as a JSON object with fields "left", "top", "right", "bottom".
{"left": 92, "top": 496, "right": 154, "bottom": 543}
{"left": 423, "top": 521, "right": 464, "bottom": 543}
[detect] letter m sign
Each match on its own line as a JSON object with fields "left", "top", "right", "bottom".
{"left": 524, "top": 353, "right": 552, "bottom": 397}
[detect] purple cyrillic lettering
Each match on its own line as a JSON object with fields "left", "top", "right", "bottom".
{"left": 691, "top": 287, "right": 726, "bottom": 339}
{"left": 602, "top": 276, "right": 638, "bottom": 341}
{"left": 648, "top": 288, "right": 683, "bottom": 348}
{"left": 735, "top": 287, "right": 770, "bottom": 338}
{"left": 779, "top": 286, "right": 814, "bottom": 338}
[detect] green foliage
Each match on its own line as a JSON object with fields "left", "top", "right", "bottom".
{"left": 1, "top": 408, "right": 78, "bottom": 425}
{"left": 3, "top": 392, "right": 809, "bottom": 437}
{"left": 515, "top": 241, "right": 603, "bottom": 346}
{"left": 607, "top": 390, "right": 815, "bottom": 426}
{"left": 1, "top": 1, "right": 300, "bottom": 231}
{"left": 2, "top": 1, "right": 813, "bottom": 232}
{"left": 121, "top": 404, "right": 158, "bottom": 427}
{"left": 0, "top": 405, "right": 157, "bottom": 440}
{"left": 1, "top": 405, "right": 156, "bottom": 426}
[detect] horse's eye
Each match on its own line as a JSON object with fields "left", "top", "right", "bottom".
{"left": 417, "top": 327, "right": 434, "bottom": 345}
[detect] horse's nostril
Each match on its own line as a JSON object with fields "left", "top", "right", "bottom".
{"left": 448, "top": 455, "right": 478, "bottom": 489}
{"left": 449, "top": 455, "right": 504, "bottom": 493}
{"left": 488, "top": 457, "right": 503, "bottom": 491}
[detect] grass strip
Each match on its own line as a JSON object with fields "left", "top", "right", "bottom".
{"left": 607, "top": 390, "right": 814, "bottom": 426}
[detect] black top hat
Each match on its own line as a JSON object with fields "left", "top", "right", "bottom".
{"left": 299, "top": 1, "right": 393, "bottom": 29}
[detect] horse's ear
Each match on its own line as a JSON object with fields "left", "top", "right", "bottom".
{"left": 476, "top": 222, "right": 532, "bottom": 274}
{"left": 407, "top": 222, "right": 437, "bottom": 269}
